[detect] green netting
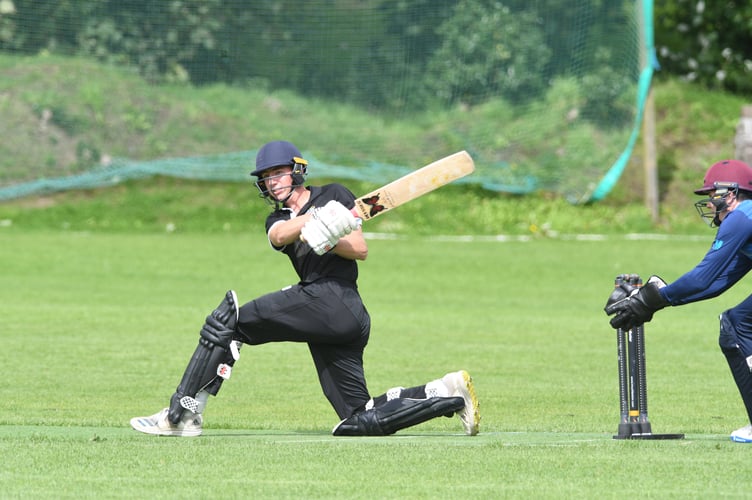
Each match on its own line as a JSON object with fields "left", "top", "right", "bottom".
{"left": 0, "top": 0, "right": 654, "bottom": 203}
{"left": 0, "top": 151, "right": 481, "bottom": 202}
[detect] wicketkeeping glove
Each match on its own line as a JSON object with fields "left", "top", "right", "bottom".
{"left": 604, "top": 275, "right": 670, "bottom": 330}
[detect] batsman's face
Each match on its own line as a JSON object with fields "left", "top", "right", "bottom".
{"left": 261, "top": 166, "right": 294, "bottom": 200}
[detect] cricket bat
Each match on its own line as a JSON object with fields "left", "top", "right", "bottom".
{"left": 351, "top": 150, "right": 475, "bottom": 221}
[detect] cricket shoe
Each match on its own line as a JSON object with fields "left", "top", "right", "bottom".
{"left": 130, "top": 408, "right": 203, "bottom": 437}
{"left": 441, "top": 370, "right": 480, "bottom": 436}
{"left": 730, "top": 424, "right": 752, "bottom": 443}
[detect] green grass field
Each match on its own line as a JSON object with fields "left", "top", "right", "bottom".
{"left": 3, "top": 230, "right": 752, "bottom": 498}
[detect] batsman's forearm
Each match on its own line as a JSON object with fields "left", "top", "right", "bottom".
{"left": 271, "top": 215, "right": 312, "bottom": 246}
{"left": 331, "top": 231, "right": 368, "bottom": 260}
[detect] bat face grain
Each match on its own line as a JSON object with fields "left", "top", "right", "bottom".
{"left": 352, "top": 151, "right": 475, "bottom": 221}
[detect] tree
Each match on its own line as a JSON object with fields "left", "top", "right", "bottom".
{"left": 77, "top": 0, "right": 223, "bottom": 83}
{"left": 655, "top": 0, "right": 752, "bottom": 94}
{"left": 425, "top": 0, "right": 551, "bottom": 105}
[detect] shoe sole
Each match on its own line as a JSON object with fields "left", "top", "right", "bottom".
{"left": 130, "top": 416, "right": 202, "bottom": 437}
{"left": 456, "top": 370, "right": 480, "bottom": 436}
{"left": 730, "top": 435, "right": 752, "bottom": 443}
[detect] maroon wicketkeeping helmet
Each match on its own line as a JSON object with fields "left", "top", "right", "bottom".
{"left": 694, "top": 159, "right": 752, "bottom": 195}
{"left": 694, "top": 159, "right": 752, "bottom": 227}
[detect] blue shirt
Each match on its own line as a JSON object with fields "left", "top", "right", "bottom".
{"left": 662, "top": 199, "right": 752, "bottom": 305}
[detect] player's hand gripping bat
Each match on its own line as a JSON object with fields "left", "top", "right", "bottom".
{"left": 300, "top": 151, "right": 475, "bottom": 251}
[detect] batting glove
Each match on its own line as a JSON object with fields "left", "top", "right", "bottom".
{"left": 604, "top": 275, "right": 670, "bottom": 330}
{"left": 301, "top": 218, "right": 340, "bottom": 255}
{"left": 313, "top": 200, "right": 360, "bottom": 240}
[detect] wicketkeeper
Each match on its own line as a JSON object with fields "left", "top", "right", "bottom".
{"left": 131, "top": 140, "right": 479, "bottom": 437}
{"left": 605, "top": 159, "right": 752, "bottom": 443}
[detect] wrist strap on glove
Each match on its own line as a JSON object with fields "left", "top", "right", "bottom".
{"left": 641, "top": 276, "right": 669, "bottom": 310}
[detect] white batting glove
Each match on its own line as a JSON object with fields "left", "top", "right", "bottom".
{"left": 301, "top": 218, "right": 340, "bottom": 255}
{"left": 313, "top": 200, "right": 360, "bottom": 240}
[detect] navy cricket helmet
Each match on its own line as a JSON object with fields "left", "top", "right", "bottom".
{"left": 251, "top": 140, "right": 308, "bottom": 206}
{"left": 251, "top": 140, "right": 308, "bottom": 183}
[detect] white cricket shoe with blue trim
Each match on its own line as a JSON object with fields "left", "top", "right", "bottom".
{"left": 730, "top": 424, "right": 752, "bottom": 443}
{"left": 130, "top": 408, "right": 203, "bottom": 437}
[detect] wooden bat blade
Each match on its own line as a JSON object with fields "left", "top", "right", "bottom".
{"left": 352, "top": 150, "right": 475, "bottom": 221}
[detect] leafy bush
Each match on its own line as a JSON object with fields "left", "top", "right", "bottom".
{"left": 655, "top": 0, "right": 752, "bottom": 94}
{"left": 425, "top": 1, "right": 551, "bottom": 105}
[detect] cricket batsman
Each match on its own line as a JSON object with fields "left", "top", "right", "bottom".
{"left": 131, "top": 140, "right": 480, "bottom": 437}
{"left": 605, "top": 159, "right": 752, "bottom": 443}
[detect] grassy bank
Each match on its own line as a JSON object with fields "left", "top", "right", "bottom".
{"left": 1, "top": 53, "right": 750, "bottom": 236}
